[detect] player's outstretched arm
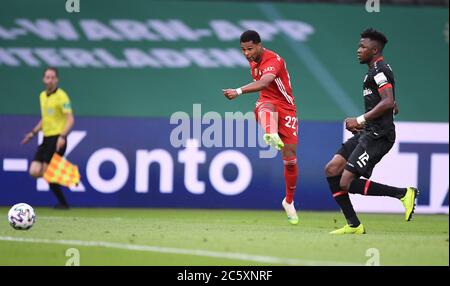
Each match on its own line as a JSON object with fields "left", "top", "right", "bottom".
{"left": 21, "top": 120, "right": 42, "bottom": 145}
{"left": 240, "top": 74, "right": 276, "bottom": 94}
{"left": 223, "top": 74, "right": 276, "bottom": 100}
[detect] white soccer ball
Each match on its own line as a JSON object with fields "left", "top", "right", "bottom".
{"left": 8, "top": 203, "right": 36, "bottom": 230}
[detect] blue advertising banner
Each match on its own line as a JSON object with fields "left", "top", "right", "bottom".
{"left": 0, "top": 115, "right": 341, "bottom": 210}
{"left": 1, "top": 116, "right": 447, "bottom": 213}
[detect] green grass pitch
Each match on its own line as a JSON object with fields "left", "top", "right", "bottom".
{"left": 0, "top": 207, "right": 448, "bottom": 266}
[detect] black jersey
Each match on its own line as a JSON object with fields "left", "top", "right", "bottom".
{"left": 362, "top": 57, "right": 396, "bottom": 140}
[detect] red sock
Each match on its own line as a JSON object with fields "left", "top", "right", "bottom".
{"left": 283, "top": 156, "right": 298, "bottom": 204}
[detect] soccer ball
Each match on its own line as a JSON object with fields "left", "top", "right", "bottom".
{"left": 8, "top": 203, "right": 36, "bottom": 230}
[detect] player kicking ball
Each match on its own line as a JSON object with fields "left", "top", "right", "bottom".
{"left": 324, "top": 28, "right": 418, "bottom": 234}
{"left": 223, "top": 30, "right": 299, "bottom": 225}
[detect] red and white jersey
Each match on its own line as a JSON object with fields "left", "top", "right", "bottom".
{"left": 249, "top": 48, "right": 295, "bottom": 109}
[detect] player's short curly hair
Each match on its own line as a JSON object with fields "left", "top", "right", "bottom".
{"left": 240, "top": 30, "right": 261, "bottom": 44}
{"left": 361, "top": 28, "right": 388, "bottom": 48}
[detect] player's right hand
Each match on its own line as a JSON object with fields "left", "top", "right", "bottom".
{"left": 21, "top": 132, "right": 34, "bottom": 145}
{"left": 222, "top": 89, "right": 239, "bottom": 100}
{"left": 348, "top": 123, "right": 364, "bottom": 134}
{"left": 344, "top": 118, "right": 364, "bottom": 134}
{"left": 349, "top": 127, "right": 363, "bottom": 134}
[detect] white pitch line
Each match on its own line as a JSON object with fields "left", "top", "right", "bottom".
{"left": 38, "top": 216, "right": 123, "bottom": 221}
{"left": 0, "top": 236, "right": 359, "bottom": 266}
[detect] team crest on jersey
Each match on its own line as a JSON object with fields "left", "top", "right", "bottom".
{"left": 254, "top": 68, "right": 258, "bottom": 76}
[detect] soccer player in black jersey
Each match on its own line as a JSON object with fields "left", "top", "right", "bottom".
{"left": 324, "top": 28, "right": 418, "bottom": 234}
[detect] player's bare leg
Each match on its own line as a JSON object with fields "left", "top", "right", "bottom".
{"left": 281, "top": 143, "right": 299, "bottom": 225}
{"left": 339, "top": 169, "right": 357, "bottom": 193}
{"left": 324, "top": 154, "right": 346, "bottom": 178}
{"left": 29, "top": 161, "right": 44, "bottom": 178}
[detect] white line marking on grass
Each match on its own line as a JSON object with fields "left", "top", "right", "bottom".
{"left": 0, "top": 236, "right": 359, "bottom": 266}
{"left": 38, "top": 216, "right": 123, "bottom": 221}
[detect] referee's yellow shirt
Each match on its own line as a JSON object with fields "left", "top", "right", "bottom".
{"left": 39, "top": 88, "right": 72, "bottom": 137}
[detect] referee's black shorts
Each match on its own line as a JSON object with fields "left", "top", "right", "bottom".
{"left": 33, "top": 135, "right": 66, "bottom": 164}
{"left": 336, "top": 131, "right": 395, "bottom": 178}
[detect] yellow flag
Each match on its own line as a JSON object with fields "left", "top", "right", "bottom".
{"left": 43, "top": 154, "right": 80, "bottom": 187}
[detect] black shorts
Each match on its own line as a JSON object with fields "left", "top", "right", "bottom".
{"left": 33, "top": 135, "right": 66, "bottom": 164}
{"left": 336, "top": 131, "right": 395, "bottom": 178}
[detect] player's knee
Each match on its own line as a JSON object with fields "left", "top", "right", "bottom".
{"left": 282, "top": 146, "right": 296, "bottom": 158}
{"left": 29, "top": 163, "right": 43, "bottom": 178}
{"left": 29, "top": 168, "right": 40, "bottom": 178}
{"left": 282, "top": 150, "right": 295, "bottom": 159}
{"left": 324, "top": 162, "right": 340, "bottom": 177}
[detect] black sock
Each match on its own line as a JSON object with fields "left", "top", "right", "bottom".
{"left": 49, "top": 183, "right": 69, "bottom": 206}
{"left": 327, "top": 175, "right": 360, "bottom": 227}
{"left": 348, "top": 178, "right": 407, "bottom": 199}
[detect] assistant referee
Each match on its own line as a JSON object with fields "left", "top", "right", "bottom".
{"left": 21, "top": 67, "right": 75, "bottom": 209}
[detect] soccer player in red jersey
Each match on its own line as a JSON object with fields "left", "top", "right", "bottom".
{"left": 223, "top": 30, "right": 299, "bottom": 225}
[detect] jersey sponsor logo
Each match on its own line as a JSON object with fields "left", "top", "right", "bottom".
{"left": 374, "top": 72, "right": 388, "bottom": 87}
{"left": 262, "top": 66, "right": 275, "bottom": 73}
{"left": 47, "top": 108, "right": 54, "bottom": 115}
{"left": 363, "top": 88, "right": 373, "bottom": 96}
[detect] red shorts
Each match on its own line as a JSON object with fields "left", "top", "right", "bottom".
{"left": 254, "top": 101, "right": 299, "bottom": 144}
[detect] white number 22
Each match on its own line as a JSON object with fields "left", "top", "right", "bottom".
{"left": 285, "top": 116, "right": 297, "bottom": 130}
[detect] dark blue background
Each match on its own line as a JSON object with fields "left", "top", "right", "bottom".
{"left": 0, "top": 115, "right": 341, "bottom": 210}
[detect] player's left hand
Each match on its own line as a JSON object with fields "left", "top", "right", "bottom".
{"left": 222, "top": 89, "right": 239, "bottom": 100}
{"left": 345, "top": 117, "right": 364, "bottom": 133}
{"left": 56, "top": 136, "right": 66, "bottom": 151}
